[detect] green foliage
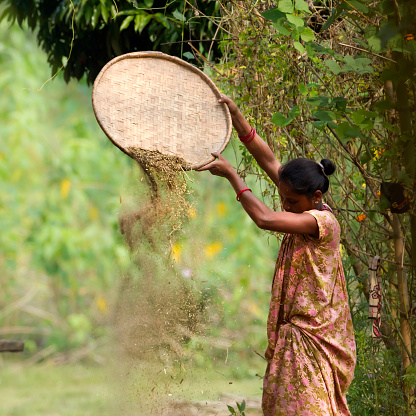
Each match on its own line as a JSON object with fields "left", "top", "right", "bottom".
{"left": 0, "top": 22, "right": 132, "bottom": 356}
{"left": 0, "top": 0, "right": 223, "bottom": 83}
{"left": 0, "top": 20, "right": 275, "bottom": 377}
{"left": 347, "top": 323, "right": 408, "bottom": 414}
{"left": 228, "top": 399, "right": 246, "bottom": 416}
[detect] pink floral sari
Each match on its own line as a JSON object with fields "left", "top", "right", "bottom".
{"left": 262, "top": 207, "right": 356, "bottom": 416}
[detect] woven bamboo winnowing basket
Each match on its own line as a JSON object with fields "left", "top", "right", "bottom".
{"left": 92, "top": 51, "right": 232, "bottom": 170}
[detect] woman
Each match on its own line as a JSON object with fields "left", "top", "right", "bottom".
{"left": 198, "top": 96, "right": 356, "bottom": 416}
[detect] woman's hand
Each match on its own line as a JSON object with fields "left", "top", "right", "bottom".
{"left": 197, "top": 152, "right": 234, "bottom": 178}
{"left": 218, "top": 94, "right": 239, "bottom": 115}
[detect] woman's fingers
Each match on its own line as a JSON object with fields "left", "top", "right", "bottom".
{"left": 196, "top": 153, "right": 220, "bottom": 171}
{"left": 218, "top": 95, "right": 238, "bottom": 114}
{"left": 197, "top": 162, "right": 216, "bottom": 171}
{"left": 218, "top": 94, "right": 230, "bottom": 103}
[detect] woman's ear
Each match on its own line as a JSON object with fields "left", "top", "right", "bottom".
{"left": 314, "top": 190, "right": 322, "bottom": 203}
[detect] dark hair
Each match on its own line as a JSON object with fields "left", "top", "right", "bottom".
{"left": 279, "top": 158, "right": 335, "bottom": 198}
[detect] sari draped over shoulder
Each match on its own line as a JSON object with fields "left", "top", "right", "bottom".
{"left": 262, "top": 208, "right": 356, "bottom": 416}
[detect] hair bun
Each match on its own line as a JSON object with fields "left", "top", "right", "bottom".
{"left": 320, "top": 159, "right": 336, "bottom": 176}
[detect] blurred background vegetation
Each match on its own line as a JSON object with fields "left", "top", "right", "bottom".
{"left": 1, "top": 0, "right": 416, "bottom": 415}
{"left": 0, "top": 17, "right": 274, "bottom": 416}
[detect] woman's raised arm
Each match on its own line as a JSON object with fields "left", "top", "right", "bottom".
{"left": 220, "top": 95, "right": 281, "bottom": 186}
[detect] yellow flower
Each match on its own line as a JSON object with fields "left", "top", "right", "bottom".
{"left": 248, "top": 303, "right": 262, "bottom": 318}
{"left": 216, "top": 202, "right": 227, "bottom": 217}
{"left": 60, "top": 178, "right": 71, "bottom": 198}
{"left": 189, "top": 206, "right": 197, "bottom": 219}
{"left": 205, "top": 242, "right": 223, "bottom": 258}
{"left": 96, "top": 296, "right": 107, "bottom": 314}
{"left": 172, "top": 243, "right": 182, "bottom": 263}
{"left": 88, "top": 206, "right": 98, "bottom": 221}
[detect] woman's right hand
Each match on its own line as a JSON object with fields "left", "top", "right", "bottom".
{"left": 218, "top": 94, "right": 239, "bottom": 115}
{"left": 196, "top": 152, "right": 235, "bottom": 178}
{"left": 218, "top": 94, "right": 252, "bottom": 137}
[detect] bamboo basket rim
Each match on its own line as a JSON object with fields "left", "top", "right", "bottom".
{"left": 92, "top": 51, "right": 232, "bottom": 170}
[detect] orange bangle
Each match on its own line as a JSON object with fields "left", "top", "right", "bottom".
{"left": 236, "top": 188, "right": 252, "bottom": 201}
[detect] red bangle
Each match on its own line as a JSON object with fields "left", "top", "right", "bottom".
{"left": 238, "top": 127, "right": 253, "bottom": 141}
{"left": 241, "top": 128, "right": 256, "bottom": 144}
{"left": 236, "top": 188, "right": 252, "bottom": 201}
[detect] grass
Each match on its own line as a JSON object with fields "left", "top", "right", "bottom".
{"left": 0, "top": 357, "right": 263, "bottom": 416}
{"left": 0, "top": 362, "right": 115, "bottom": 416}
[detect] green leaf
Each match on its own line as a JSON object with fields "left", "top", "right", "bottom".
{"left": 360, "top": 149, "right": 373, "bottom": 165}
{"left": 120, "top": 15, "right": 134, "bottom": 31}
{"left": 331, "top": 97, "right": 347, "bottom": 111}
{"left": 308, "top": 42, "right": 335, "bottom": 55}
{"left": 172, "top": 9, "right": 186, "bottom": 22}
{"left": 101, "top": 4, "right": 109, "bottom": 23}
{"left": 240, "top": 400, "right": 246, "bottom": 411}
{"left": 337, "top": 122, "right": 361, "bottom": 140}
{"left": 273, "top": 22, "right": 291, "bottom": 36}
{"left": 293, "top": 41, "right": 305, "bottom": 53}
{"left": 183, "top": 52, "right": 194, "bottom": 60}
{"left": 91, "top": 6, "right": 101, "bottom": 29}
{"left": 84, "top": 4, "right": 93, "bottom": 25}
{"left": 294, "top": 0, "right": 311, "bottom": 13}
{"left": 298, "top": 82, "right": 308, "bottom": 95}
{"left": 288, "top": 105, "right": 300, "bottom": 117}
{"left": 286, "top": 13, "right": 304, "bottom": 27}
{"left": 313, "top": 110, "right": 336, "bottom": 121}
{"left": 262, "top": 7, "right": 286, "bottom": 22}
{"left": 291, "top": 26, "right": 300, "bottom": 41}
{"left": 367, "top": 35, "right": 384, "bottom": 53}
{"left": 306, "top": 96, "right": 330, "bottom": 107}
{"left": 342, "top": 55, "right": 374, "bottom": 74}
{"left": 144, "top": 0, "right": 154, "bottom": 7}
{"left": 227, "top": 405, "right": 236, "bottom": 415}
{"left": 305, "top": 42, "right": 316, "bottom": 57}
{"left": 344, "top": 0, "right": 368, "bottom": 13}
{"left": 271, "top": 112, "right": 293, "bottom": 127}
{"left": 352, "top": 109, "right": 377, "bottom": 129}
{"left": 313, "top": 120, "right": 327, "bottom": 130}
{"left": 327, "top": 121, "right": 338, "bottom": 129}
{"left": 325, "top": 59, "right": 342, "bottom": 74}
{"left": 278, "top": 0, "right": 294, "bottom": 13}
{"left": 300, "top": 27, "right": 315, "bottom": 42}
{"left": 134, "top": 13, "right": 151, "bottom": 34}
{"left": 321, "top": 6, "right": 345, "bottom": 31}
{"left": 153, "top": 13, "right": 170, "bottom": 29}
{"left": 380, "top": 120, "right": 395, "bottom": 132}
{"left": 398, "top": 170, "right": 412, "bottom": 187}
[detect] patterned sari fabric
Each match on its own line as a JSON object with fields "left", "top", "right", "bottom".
{"left": 262, "top": 208, "right": 356, "bottom": 416}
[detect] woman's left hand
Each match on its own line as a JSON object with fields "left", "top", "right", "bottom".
{"left": 196, "top": 152, "right": 234, "bottom": 178}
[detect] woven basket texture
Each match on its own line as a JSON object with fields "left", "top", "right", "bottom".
{"left": 92, "top": 51, "right": 232, "bottom": 170}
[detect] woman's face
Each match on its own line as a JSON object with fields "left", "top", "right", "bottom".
{"left": 278, "top": 180, "right": 316, "bottom": 213}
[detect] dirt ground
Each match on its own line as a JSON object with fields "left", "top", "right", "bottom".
{"left": 150, "top": 395, "right": 262, "bottom": 415}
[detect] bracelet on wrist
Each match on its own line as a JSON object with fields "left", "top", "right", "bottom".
{"left": 238, "top": 127, "right": 253, "bottom": 141}
{"left": 236, "top": 188, "right": 252, "bottom": 201}
{"left": 239, "top": 127, "right": 256, "bottom": 144}
{"left": 241, "top": 128, "right": 256, "bottom": 144}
